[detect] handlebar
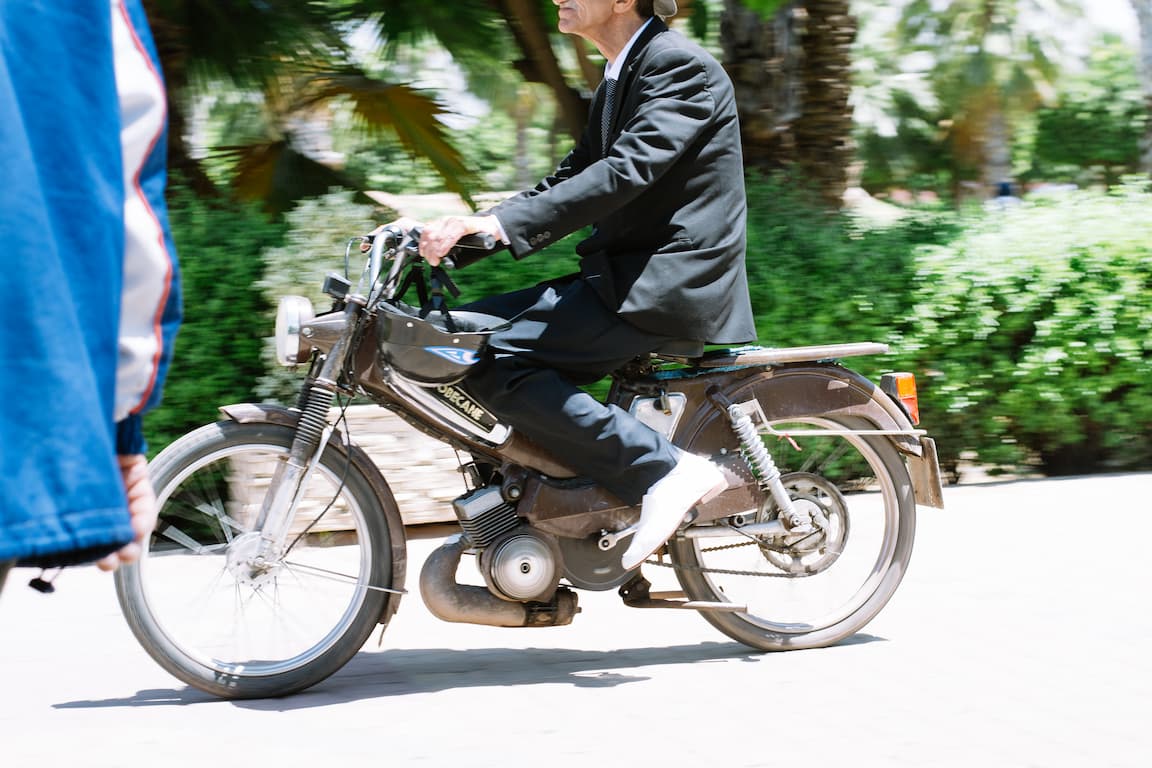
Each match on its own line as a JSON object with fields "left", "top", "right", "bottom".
{"left": 362, "top": 226, "right": 503, "bottom": 289}
{"left": 359, "top": 224, "right": 506, "bottom": 304}
{"left": 363, "top": 227, "right": 498, "bottom": 258}
{"left": 448, "top": 231, "right": 499, "bottom": 251}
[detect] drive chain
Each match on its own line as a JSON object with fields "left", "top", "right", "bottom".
{"left": 643, "top": 539, "right": 800, "bottom": 578}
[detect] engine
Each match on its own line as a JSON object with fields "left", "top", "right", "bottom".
{"left": 453, "top": 486, "right": 519, "bottom": 547}
{"left": 453, "top": 486, "right": 561, "bottom": 603}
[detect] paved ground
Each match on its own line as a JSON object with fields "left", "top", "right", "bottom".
{"left": 2, "top": 473, "right": 1149, "bottom": 767}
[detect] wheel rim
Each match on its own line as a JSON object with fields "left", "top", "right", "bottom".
{"left": 138, "top": 441, "right": 373, "bottom": 677}
{"left": 683, "top": 416, "right": 905, "bottom": 634}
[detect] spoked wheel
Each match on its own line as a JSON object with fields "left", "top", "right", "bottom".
{"left": 114, "top": 421, "right": 399, "bottom": 698}
{"left": 670, "top": 416, "right": 916, "bottom": 650}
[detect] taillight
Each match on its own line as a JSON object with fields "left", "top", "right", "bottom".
{"left": 881, "top": 372, "right": 920, "bottom": 425}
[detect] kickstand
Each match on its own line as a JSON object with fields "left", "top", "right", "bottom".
{"left": 618, "top": 572, "right": 655, "bottom": 606}
{"left": 618, "top": 572, "right": 690, "bottom": 608}
{"left": 618, "top": 571, "right": 747, "bottom": 613}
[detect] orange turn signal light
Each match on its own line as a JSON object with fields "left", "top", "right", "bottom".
{"left": 881, "top": 372, "right": 920, "bottom": 425}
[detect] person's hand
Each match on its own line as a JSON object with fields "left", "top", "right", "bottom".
{"left": 417, "top": 215, "right": 502, "bottom": 266}
{"left": 363, "top": 217, "right": 422, "bottom": 252}
{"left": 96, "top": 454, "right": 158, "bottom": 572}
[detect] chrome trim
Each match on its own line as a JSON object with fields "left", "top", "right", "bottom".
{"left": 628, "top": 393, "right": 687, "bottom": 438}
{"left": 389, "top": 374, "right": 512, "bottom": 445}
{"left": 274, "top": 295, "right": 315, "bottom": 366}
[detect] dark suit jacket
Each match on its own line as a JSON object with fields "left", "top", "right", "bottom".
{"left": 489, "top": 19, "right": 756, "bottom": 345}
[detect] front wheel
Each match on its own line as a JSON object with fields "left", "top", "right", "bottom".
{"left": 115, "top": 421, "right": 399, "bottom": 698}
{"left": 671, "top": 416, "right": 916, "bottom": 650}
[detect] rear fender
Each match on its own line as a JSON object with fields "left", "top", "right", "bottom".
{"left": 218, "top": 403, "right": 409, "bottom": 622}
{"left": 670, "top": 364, "right": 944, "bottom": 509}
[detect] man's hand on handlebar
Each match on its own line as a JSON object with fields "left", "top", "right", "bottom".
{"left": 367, "top": 215, "right": 503, "bottom": 267}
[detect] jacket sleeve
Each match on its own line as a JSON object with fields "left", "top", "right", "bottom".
{"left": 112, "top": 0, "right": 182, "bottom": 455}
{"left": 490, "top": 46, "right": 717, "bottom": 259}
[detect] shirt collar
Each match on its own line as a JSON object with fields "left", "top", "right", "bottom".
{"left": 605, "top": 17, "right": 653, "bottom": 81}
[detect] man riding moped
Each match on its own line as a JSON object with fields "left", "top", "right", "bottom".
{"left": 375, "top": 0, "right": 753, "bottom": 570}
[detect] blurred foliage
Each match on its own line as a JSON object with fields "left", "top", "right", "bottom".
{"left": 146, "top": 0, "right": 503, "bottom": 210}
{"left": 746, "top": 172, "right": 1151, "bottom": 478}
{"left": 897, "top": 182, "right": 1152, "bottom": 476}
{"left": 897, "top": 0, "right": 1075, "bottom": 192}
{"left": 142, "top": 183, "right": 289, "bottom": 453}
{"left": 254, "top": 191, "right": 386, "bottom": 404}
{"left": 851, "top": 0, "right": 1147, "bottom": 199}
{"left": 744, "top": 172, "right": 960, "bottom": 347}
{"left": 1028, "top": 36, "right": 1148, "bottom": 187}
{"left": 856, "top": 90, "right": 958, "bottom": 195}
{"left": 344, "top": 95, "right": 560, "bottom": 195}
{"left": 740, "top": 0, "right": 792, "bottom": 16}
{"left": 150, "top": 176, "right": 1152, "bottom": 480}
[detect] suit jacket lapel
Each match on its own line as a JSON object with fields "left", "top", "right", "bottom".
{"left": 604, "top": 18, "right": 668, "bottom": 150}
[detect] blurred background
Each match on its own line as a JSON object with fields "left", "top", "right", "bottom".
{"left": 142, "top": 0, "right": 1152, "bottom": 489}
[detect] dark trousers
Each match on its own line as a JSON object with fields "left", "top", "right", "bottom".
{"left": 0, "top": 560, "right": 13, "bottom": 595}
{"left": 462, "top": 277, "right": 680, "bottom": 504}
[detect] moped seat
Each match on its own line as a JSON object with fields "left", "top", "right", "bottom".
{"left": 652, "top": 339, "right": 705, "bottom": 359}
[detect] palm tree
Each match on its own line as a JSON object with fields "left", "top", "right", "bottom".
{"left": 489, "top": 0, "right": 591, "bottom": 139}
{"left": 792, "top": 0, "right": 857, "bottom": 206}
{"left": 719, "top": 0, "right": 857, "bottom": 206}
{"left": 720, "top": 1, "right": 801, "bottom": 170}
{"left": 143, "top": 0, "right": 495, "bottom": 207}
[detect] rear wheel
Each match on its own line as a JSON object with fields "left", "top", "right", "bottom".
{"left": 671, "top": 416, "right": 916, "bottom": 650}
{"left": 114, "top": 421, "right": 398, "bottom": 698}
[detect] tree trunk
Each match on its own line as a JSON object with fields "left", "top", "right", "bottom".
{"left": 720, "top": 0, "right": 803, "bottom": 172}
{"left": 982, "top": 105, "right": 1012, "bottom": 195}
{"left": 1134, "top": 0, "right": 1152, "bottom": 177}
{"left": 492, "top": 0, "right": 589, "bottom": 141}
{"left": 720, "top": 0, "right": 857, "bottom": 207}
{"left": 792, "top": 0, "right": 857, "bottom": 207}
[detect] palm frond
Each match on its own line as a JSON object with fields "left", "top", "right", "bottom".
{"left": 301, "top": 71, "right": 478, "bottom": 207}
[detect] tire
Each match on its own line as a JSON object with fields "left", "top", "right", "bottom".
{"left": 114, "top": 421, "right": 398, "bottom": 698}
{"left": 671, "top": 415, "right": 916, "bottom": 651}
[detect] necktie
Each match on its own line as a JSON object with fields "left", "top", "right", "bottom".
{"left": 601, "top": 78, "right": 617, "bottom": 156}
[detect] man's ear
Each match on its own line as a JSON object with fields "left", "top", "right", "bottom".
{"left": 613, "top": 0, "right": 639, "bottom": 16}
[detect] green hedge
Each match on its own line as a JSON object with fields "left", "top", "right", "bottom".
{"left": 744, "top": 177, "right": 959, "bottom": 347}
{"left": 152, "top": 179, "right": 1152, "bottom": 479}
{"left": 142, "top": 188, "right": 287, "bottom": 453}
{"left": 897, "top": 185, "right": 1152, "bottom": 475}
{"left": 746, "top": 178, "right": 1152, "bottom": 477}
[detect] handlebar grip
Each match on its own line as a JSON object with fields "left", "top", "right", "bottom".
{"left": 454, "top": 232, "right": 497, "bottom": 250}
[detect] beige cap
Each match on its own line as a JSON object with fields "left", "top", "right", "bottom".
{"left": 654, "top": 0, "right": 677, "bottom": 17}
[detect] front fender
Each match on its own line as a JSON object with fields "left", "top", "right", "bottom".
{"left": 218, "top": 403, "right": 409, "bottom": 623}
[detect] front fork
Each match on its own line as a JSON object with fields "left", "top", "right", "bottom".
{"left": 252, "top": 297, "right": 365, "bottom": 563}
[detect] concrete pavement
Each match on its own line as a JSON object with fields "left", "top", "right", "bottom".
{"left": 1, "top": 473, "right": 1149, "bottom": 767}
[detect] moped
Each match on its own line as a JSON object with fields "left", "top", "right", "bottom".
{"left": 115, "top": 227, "right": 944, "bottom": 698}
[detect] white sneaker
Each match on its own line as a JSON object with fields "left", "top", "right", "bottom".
{"left": 620, "top": 451, "right": 728, "bottom": 570}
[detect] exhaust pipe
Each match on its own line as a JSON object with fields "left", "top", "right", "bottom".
{"left": 419, "top": 535, "right": 578, "bottom": 627}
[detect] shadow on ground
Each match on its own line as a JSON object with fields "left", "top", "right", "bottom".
{"left": 54, "top": 634, "right": 883, "bottom": 710}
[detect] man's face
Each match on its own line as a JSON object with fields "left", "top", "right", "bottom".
{"left": 554, "top": 0, "right": 616, "bottom": 37}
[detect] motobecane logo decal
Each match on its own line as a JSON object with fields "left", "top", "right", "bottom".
{"left": 434, "top": 383, "right": 497, "bottom": 429}
{"left": 425, "top": 346, "right": 480, "bottom": 366}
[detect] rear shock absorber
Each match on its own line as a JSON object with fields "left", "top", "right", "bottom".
{"left": 723, "top": 399, "right": 813, "bottom": 534}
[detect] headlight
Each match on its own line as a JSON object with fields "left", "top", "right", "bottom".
{"left": 275, "top": 295, "right": 315, "bottom": 365}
